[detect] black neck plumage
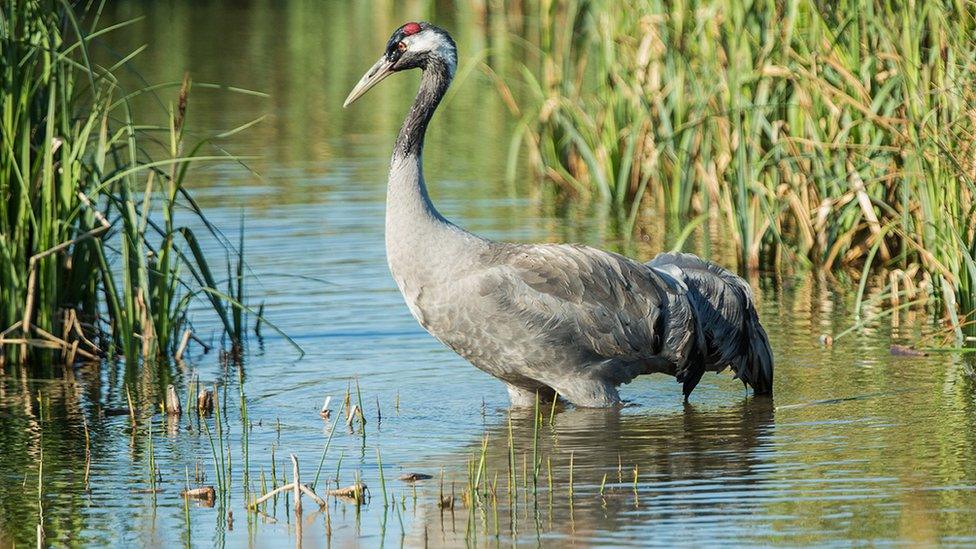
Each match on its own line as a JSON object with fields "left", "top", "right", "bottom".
{"left": 393, "top": 56, "right": 453, "bottom": 160}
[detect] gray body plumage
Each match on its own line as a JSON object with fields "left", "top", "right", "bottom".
{"left": 353, "top": 22, "right": 774, "bottom": 407}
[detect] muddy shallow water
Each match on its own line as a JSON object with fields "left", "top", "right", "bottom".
{"left": 2, "top": 2, "right": 976, "bottom": 547}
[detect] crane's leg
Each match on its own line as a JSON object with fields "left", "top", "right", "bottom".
{"left": 548, "top": 379, "right": 620, "bottom": 408}
{"left": 505, "top": 383, "right": 556, "bottom": 407}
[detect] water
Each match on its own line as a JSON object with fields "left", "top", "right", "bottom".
{"left": 2, "top": 2, "right": 976, "bottom": 546}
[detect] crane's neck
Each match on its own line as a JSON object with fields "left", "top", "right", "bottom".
{"left": 386, "top": 54, "right": 475, "bottom": 284}
{"left": 393, "top": 56, "right": 453, "bottom": 160}
{"left": 387, "top": 54, "right": 454, "bottom": 225}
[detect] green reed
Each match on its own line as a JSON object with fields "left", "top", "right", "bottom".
{"left": 147, "top": 416, "right": 156, "bottom": 495}
{"left": 568, "top": 451, "right": 574, "bottom": 500}
{"left": 182, "top": 466, "right": 192, "bottom": 547}
{"left": 311, "top": 410, "right": 343, "bottom": 490}
{"left": 214, "top": 384, "right": 227, "bottom": 496}
{"left": 507, "top": 416, "right": 517, "bottom": 501}
{"left": 0, "top": 0, "right": 264, "bottom": 368}
{"left": 531, "top": 394, "right": 540, "bottom": 492}
{"left": 506, "top": 0, "right": 976, "bottom": 338}
{"left": 237, "top": 366, "right": 250, "bottom": 497}
{"left": 376, "top": 447, "right": 388, "bottom": 507}
{"left": 203, "top": 417, "right": 224, "bottom": 495}
{"left": 36, "top": 444, "right": 43, "bottom": 546}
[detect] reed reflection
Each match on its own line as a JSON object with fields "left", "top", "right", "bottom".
{"left": 414, "top": 398, "right": 775, "bottom": 545}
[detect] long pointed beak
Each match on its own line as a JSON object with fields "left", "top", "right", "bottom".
{"left": 343, "top": 56, "right": 395, "bottom": 108}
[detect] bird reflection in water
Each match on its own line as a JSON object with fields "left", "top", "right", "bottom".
{"left": 412, "top": 398, "right": 775, "bottom": 545}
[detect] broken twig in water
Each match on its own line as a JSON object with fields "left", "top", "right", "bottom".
{"left": 247, "top": 454, "right": 326, "bottom": 511}
{"left": 175, "top": 329, "right": 192, "bottom": 362}
{"left": 320, "top": 396, "right": 332, "bottom": 419}
{"left": 345, "top": 404, "right": 362, "bottom": 427}
{"left": 181, "top": 486, "right": 215, "bottom": 506}
{"left": 299, "top": 484, "right": 326, "bottom": 507}
{"left": 250, "top": 484, "right": 291, "bottom": 508}
{"left": 327, "top": 483, "right": 368, "bottom": 503}
{"left": 291, "top": 454, "right": 302, "bottom": 514}
{"left": 165, "top": 385, "right": 182, "bottom": 416}
{"left": 197, "top": 389, "right": 214, "bottom": 415}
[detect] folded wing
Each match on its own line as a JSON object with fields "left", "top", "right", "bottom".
{"left": 478, "top": 243, "right": 697, "bottom": 385}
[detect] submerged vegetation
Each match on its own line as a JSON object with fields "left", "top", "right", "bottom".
{"left": 0, "top": 1, "right": 257, "bottom": 368}
{"left": 507, "top": 0, "right": 976, "bottom": 338}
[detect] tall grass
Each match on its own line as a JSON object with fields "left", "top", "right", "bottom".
{"left": 507, "top": 0, "right": 976, "bottom": 338}
{"left": 0, "top": 0, "right": 255, "bottom": 367}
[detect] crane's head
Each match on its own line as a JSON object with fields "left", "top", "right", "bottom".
{"left": 343, "top": 22, "right": 457, "bottom": 108}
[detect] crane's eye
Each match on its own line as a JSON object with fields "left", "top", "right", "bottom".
{"left": 397, "top": 41, "right": 407, "bottom": 52}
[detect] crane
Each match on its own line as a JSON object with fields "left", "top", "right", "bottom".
{"left": 343, "top": 22, "right": 773, "bottom": 407}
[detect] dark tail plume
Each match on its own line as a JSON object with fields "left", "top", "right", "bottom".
{"left": 647, "top": 252, "right": 774, "bottom": 398}
{"left": 733, "top": 305, "right": 773, "bottom": 395}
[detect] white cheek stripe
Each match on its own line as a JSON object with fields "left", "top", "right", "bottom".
{"left": 405, "top": 32, "right": 439, "bottom": 50}
{"left": 404, "top": 32, "right": 457, "bottom": 76}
